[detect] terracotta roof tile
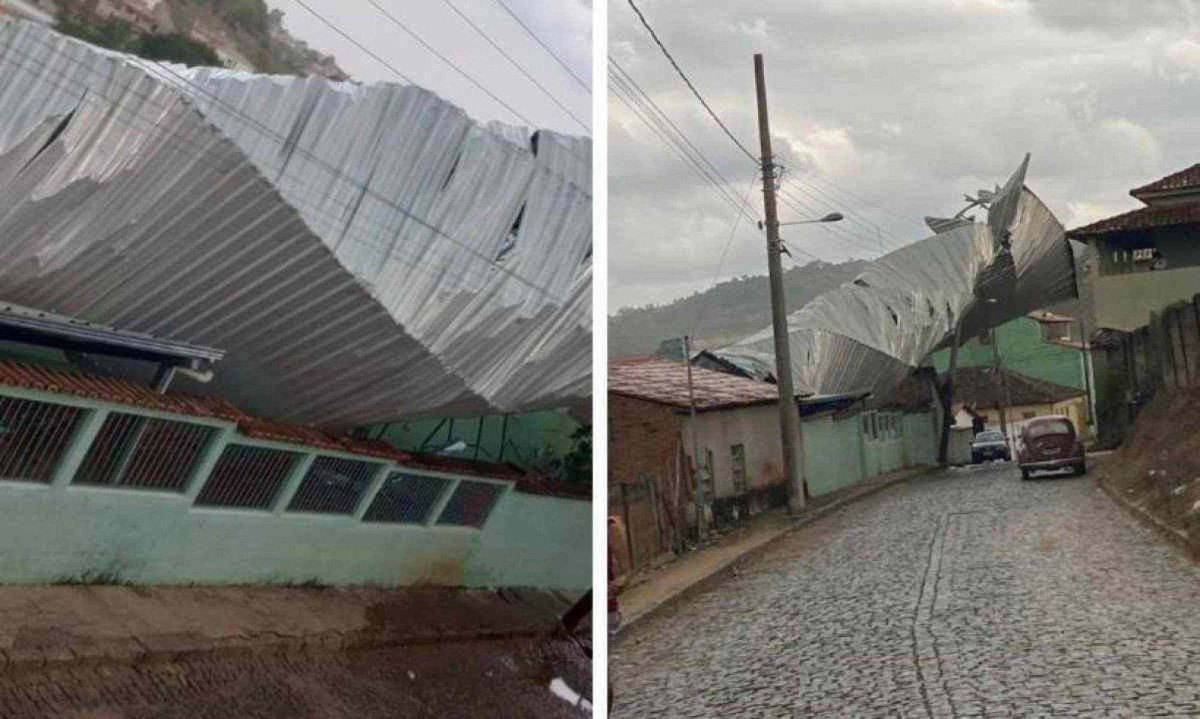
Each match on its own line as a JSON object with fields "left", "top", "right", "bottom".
{"left": 952, "top": 366, "right": 1084, "bottom": 409}
{"left": 1067, "top": 201, "right": 1200, "bottom": 238}
{"left": 1130, "top": 163, "right": 1200, "bottom": 198}
{"left": 0, "top": 360, "right": 241, "bottom": 420}
{"left": 609, "top": 356, "right": 790, "bottom": 411}
{"left": 0, "top": 360, "right": 555, "bottom": 484}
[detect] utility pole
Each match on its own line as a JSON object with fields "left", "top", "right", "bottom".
{"left": 683, "top": 335, "right": 706, "bottom": 540}
{"left": 753, "top": 53, "right": 806, "bottom": 513}
{"left": 989, "top": 327, "right": 1012, "bottom": 450}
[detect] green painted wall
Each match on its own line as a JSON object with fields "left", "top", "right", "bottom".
{"left": 932, "top": 317, "right": 1085, "bottom": 389}
{"left": 371, "top": 409, "right": 581, "bottom": 467}
{"left": 802, "top": 415, "right": 864, "bottom": 497}
{"left": 802, "top": 410, "right": 937, "bottom": 497}
{"left": 0, "top": 387, "right": 591, "bottom": 590}
{"left": 903, "top": 412, "right": 937, "bottom": 467}
{"left": 0, "top": 483, "right": 590, "bottom": 589}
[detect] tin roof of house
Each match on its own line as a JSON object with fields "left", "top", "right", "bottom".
{"left": 1130, "top": 163, "right": 1200, "bottom": 199}
{"left": 609, "top": 356, "right": 802, "bottom": 411}
{"left": 951, "top": 366, "right": 1084, "bottom": 410}
{"left": 1068, "top": 202, "right": 1200, "bottom": 238}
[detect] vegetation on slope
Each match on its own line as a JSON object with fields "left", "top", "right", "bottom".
{"left": 609, "top": 260, "right": 870, "bottom": 357}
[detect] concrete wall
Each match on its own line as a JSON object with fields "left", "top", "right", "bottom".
{"left": 903, "top": 412, "right": 937, "bottom": 467}
{"left": 0, "top": 387, "right": 591, "bottom": 590}
{"left": 803, "top": 414, "right": 864, "bottom": 497}
{"left": 685, "top": 403, "right": 794, "bottom": 500}
{"left": 1093, "top": 266, "right": 1200, "bottom": 332}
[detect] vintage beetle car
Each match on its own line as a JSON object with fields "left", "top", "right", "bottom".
{"left": 1017, "top": 415, "right": 1085, "bottom": 479}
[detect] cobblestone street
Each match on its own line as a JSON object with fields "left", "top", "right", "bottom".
{"left": 611, "top": 464, "right": 1200, "bottom": 718}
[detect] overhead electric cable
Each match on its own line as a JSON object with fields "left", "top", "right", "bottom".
{"left": 350, "top": 0, "right": 540, "bottom": 127}
{"left": 690, "top": 174, "right": 760, "bottom": 340}
{"left": 625, "top": 0, "right": 758, "bottom": 163}
{"left": 490, "top": 0, "right": 590, "bottom": 92}
{"left": 434, "top": 0, "right": 589, "bottom": 132}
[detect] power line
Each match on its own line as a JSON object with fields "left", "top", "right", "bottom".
{"left": 624, "top": 0, "right": 758, "bottom": 163}
{"left": 353, "top": 0, "right": 538, "bottom": 127}
{"left": 609, "top": 65, "right": 755, "bottom": 223}
{"left": 291, "top": 0, "right": 414, "bottom": 84}
{"left": 690, "top": 174, "right": 759, "bottom": 340}
{"left": 489, "top": 0, "right": 590, "bottom": 93}
{"left": 609, "top": 58, "right": 750, "bottom": 217}
{"left": 435, "top": 0, "right": 589, "bottom": 132}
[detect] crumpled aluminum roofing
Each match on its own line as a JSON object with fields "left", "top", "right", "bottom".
{"left": 0, "top": 20, "right": 591, "bottom": 427}
{"left": 711, "top": 157, "right": 1078, "bottom": 400}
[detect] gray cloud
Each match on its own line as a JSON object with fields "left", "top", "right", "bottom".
{"left": 609, "top": 0, "right": 1200, "bottom": 309}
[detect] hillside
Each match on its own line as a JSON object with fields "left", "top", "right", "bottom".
{"left": 609, "top": 260, "right": 870, "bottom": 357}
{"left": 40, "top": 0, "right": 347, "bottom": 78}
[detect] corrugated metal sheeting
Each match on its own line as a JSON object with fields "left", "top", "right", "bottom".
{"left": 712, "top": 156, "right": 1077, "bottom": 400}
{"left": 0, "top": 20, "right": 591, "bottom": 427}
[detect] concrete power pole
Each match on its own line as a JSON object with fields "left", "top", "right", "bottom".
{"left": 989, "top": 327, "right": 1013, "bottom": 450}
{"left": 753, "top": 53, "right": 807, "bottom": 513}
{"left": 683, "top": 335, "right": 706, "bottom": 540}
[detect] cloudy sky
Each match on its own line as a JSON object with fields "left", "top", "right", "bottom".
{"left": 268, "top": 0, "right": 591, "bottom": 135}
{"left": 609, "top": 0, "right": 1200, "bottom": 310}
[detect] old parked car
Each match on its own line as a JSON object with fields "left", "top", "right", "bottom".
{"left": 1017, "top": 415, "right": 1085, "bottom": 479}
{"left": 971, "top": 430, "right": 1010, "bottom": 463}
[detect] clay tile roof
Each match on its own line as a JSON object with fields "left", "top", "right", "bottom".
{"left": 952, "top": 366, "right": 1084, "bottom": 410}
{"left": 0, "top": 359, "right": 589, "bottom": 491}
{"left": 1130, "top": 163, "right": 1200, "bottom": 198}
{"left": 609, "top": 356, "right": 790, "bottom": 411}
{"left": 1067, "top": 202, "right": 1200, "bottom": 239}
{"left": 0, "top": 360, "right": 242, "bottom": 420}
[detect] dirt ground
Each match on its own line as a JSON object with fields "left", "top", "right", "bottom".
{"left": 1096, "top": 385, "right": 1200, "bottom": 548}
{"left": 0, "top": 584, "right": 592, "bottom": 717}
{"left": 0, "top": 636, "right": 591, "bottom": 718}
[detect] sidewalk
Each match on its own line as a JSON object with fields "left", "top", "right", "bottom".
{"left": 0, "top": 584, "right": 575, "bottom": 671}
{"left": 616, "top": 466, "right": 933, "bottom": 631}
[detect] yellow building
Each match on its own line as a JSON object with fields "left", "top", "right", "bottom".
{"left": 950, "top": 366, "right": 1088, "bottom": 444}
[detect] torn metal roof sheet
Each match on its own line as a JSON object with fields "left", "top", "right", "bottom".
{"left": 0, "top": 20, "right": 591, "bottom": 428}
{"left": 711, "top": 157, "right": 1077, "bottom": 401}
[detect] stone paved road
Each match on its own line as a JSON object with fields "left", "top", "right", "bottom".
{"left": 611, "top": 464, "right": 1200, "bottom": 718}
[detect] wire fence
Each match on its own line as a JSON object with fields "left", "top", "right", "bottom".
{"left": 0, "top": 397, "right": 82, "bottom": 483}
{"left": 75, "top": 413, "right": 215, "bottom": 491}
{"left": 363, "top": 473, "right": 454, "bottom": 524}
{"left": 288, "top": 456, "right": 380, "bottom": 514}
{"left": 194, "top": 444, "right": 301, "bottom": 510}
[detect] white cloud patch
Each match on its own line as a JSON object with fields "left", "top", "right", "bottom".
{"left": 609, "top": 0, "right": 1197, "bottom": 309}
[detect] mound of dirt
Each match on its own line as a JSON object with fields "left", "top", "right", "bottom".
{"left": 1096, "top": 386, "right": 1200, "bottom": 549}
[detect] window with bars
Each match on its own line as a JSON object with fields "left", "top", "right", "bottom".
{"left": 287, "top": 456, "right": 380, "bottom": 514}
{"left": 74, "top": 412, "right": 215, "bottom": 491}
{"left": 0, "top": 396, "right": 82, "bottom": 483}
{"left": 435, "top": 480, "right": 505, "bottom": 528}
{"left": 730, "top": 444, "right": 747, "bottom": 495}
{"left": 194, "top": 444, "right": 299, "bottom": 510}
{"left": 363, "top": 472, "right": 453, "bottom": 524}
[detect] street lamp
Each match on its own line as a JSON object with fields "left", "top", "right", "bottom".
{"left": 780, "top": 212, "right": 844, "bottom": 227}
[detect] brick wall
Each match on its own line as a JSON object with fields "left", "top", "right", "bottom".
{"left": 608, "top": 394, "right": 688, "bottom": 575}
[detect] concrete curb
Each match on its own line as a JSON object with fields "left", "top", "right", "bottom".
{"left": 1097, "top": 478, "right": 1196, "bottom": 560}
{"left": 618, "top": 466, "right": 936, "bottom": 636}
